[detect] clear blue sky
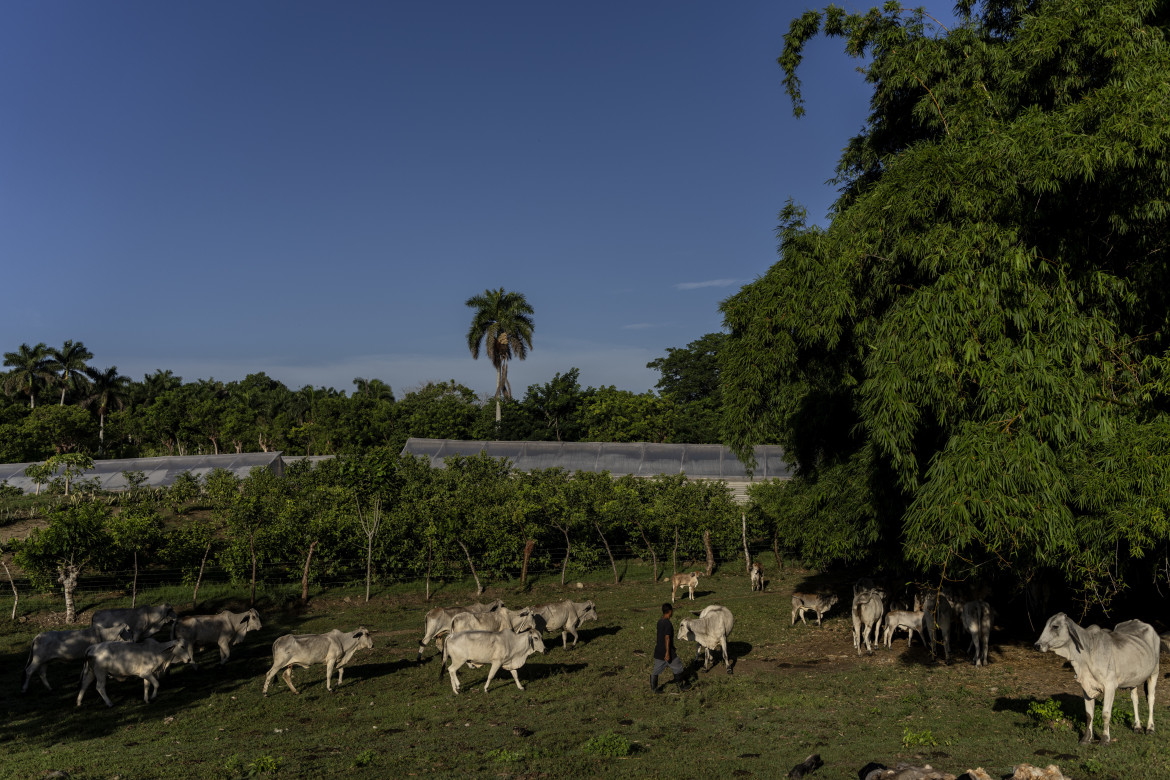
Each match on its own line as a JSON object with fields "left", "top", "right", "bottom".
{"left": 0, "top": 1, "right": 956, "bottom": 398}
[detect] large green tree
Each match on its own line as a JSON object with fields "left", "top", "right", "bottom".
{"left": 722, "top": 0, "right": 1170, "bottom": 605}
{"left": 465, "top": 287, "right": 535, "bottom": 421}
{"left": 48, "top": 340, "right": 93, "bottom": 406}
{"left": 82, "top": 365, "right": 129, "bottom": 451}
{"left": 3, "top": 343, "right": 53, "bottom": 409}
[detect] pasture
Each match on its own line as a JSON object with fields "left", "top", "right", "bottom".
{"left": 3, "top": 565, "right": 1168, "bottom": 779}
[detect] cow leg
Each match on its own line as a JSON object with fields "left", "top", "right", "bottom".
{"left": 36, "top": 664, "right": 51, "bottom": 692}
{"left": 262, "top": 663, "right": 280, "bottom": 695}
{"left": 325, "top": 659, "right": 336, "bottom": 692}
{"left": 671, "top": 585, "right": 677, "bottom": 603}
{"left": 336, "top": 666, "right": 346, "bottom": 688}
{"left": 568, "top": 624, "right": 579, "bottom": 647}
{"left": 1100, "top": 685, "right": 1116, "bottom": 745}
{"left": 448, "top": 663, "right": 462, "bottom": 694}
{"left": 483, "top": 661, "right": 503, "bottom": 693}
{"left": 283, "top": 667, "right": 299, "bottom": 695}
{"left": 721, "top": 637, "right": 732, "bottom": 674}
{"left": 1146, "top": 674, "right": 1158, "bottom": 734}
{"left": 816, "top": 610, "right": 823, "bottom": 626}
{"left": 96, "top": 672, "right": 114, "bottom": 708}
{"left": 509, "top": 668, "right": 524, "bottom": 691}
{"left": 76, "top": 665, "right": 94, "bottom": 707}
{"left": 791, "top": 606, "right": 797, "bottom": 626}
{"left": 688, "top": 586, "right": 694, "bottom": 601}
{"left": 799, "top": 608, "right": 808, "bottom": 626}
{"left": 1130, "top": 687, "right": 1143, "bottom": 733}
{"left": 218, "top": 638, "right": 232, "bottom": 666}
{"left": 562, "top": 630, "right": 569, "bottom": 649}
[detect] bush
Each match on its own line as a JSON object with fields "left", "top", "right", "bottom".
{"left": 1027, "top": 698, "right": 1074, "bottom": 731}
{"left": 582, "top": 731, "right": 632, "bottom": 757}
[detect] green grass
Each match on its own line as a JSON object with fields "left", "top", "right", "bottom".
{"left": 2, "top": 567, "right": 1168, "bottom": 779}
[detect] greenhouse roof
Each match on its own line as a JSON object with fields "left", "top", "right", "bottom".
{"left": 399, "top": 439, "right": 791, "bottom": 481}
{"left": 0, "top": 452, "right": 285, "bottom": 494}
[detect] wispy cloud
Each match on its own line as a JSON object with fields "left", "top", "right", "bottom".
{"left": 675, "top": 278, "right": 738, "bottom": 291}
{"left": 621, "top": 322, "right": 663, "bottom": 330}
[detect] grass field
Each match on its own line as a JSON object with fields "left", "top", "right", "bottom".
{"left": 3, "top": 565, "right": 1168, "bottom": 779}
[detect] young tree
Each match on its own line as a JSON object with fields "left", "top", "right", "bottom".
{"left": 465, "top": 287, "right": 535, "bottom": 422}
{"left": 106, "top": 503, "right": 163, "bottom": 607}
{"left": 15, "top": 501, "right": 115, "bottom": 622}
{"left": 42, "top": 453, "right": 95, "bottom": 497}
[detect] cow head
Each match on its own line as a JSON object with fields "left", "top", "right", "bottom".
{"left": 580, "top": 601, "right": 597, "bottom": 623}
{"left": 166, "top": 638, "right": 195, "bottom": 668}
{"left": 526, "top": 630, "right": 546, "bottom": 655}
{"left": 826, "top": 595, "right": 840, "bottom": 608}
{"left": 353, "top": 627, "right": 374, "bottom": 651}
{"left": 244, "top": 608, "right": 262, "bottom": 630}
{"left": 161, "top": 604, "right": 178, "bottom": 624}
{"left": 1035, "top": 612, "right": 1079, "bottom": 657}
{"left": 677, "top": 620, "right": 696, "bottom": 643}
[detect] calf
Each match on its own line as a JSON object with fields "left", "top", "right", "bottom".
{"left": 531, "top": 600, "right": 597, "bottom": 649}
{"left": 669, "top": 571, "right": 701, "bottom": 602}
{"left": 263, "top": 627, "right": 374, "bottom": 695}
{"left": 91, "top": 604, "right": 177, "bottom": 642}
{"left": 171, "top": 608, "right": 262, "bottom": 669}
{"left": 852, "top": 589, "right": 884, "bottom": 655}
{"left": 417, "top": 600, "right": 503, "bottom": 661}
{"left": 750, "top": 561, "right": 763, "bottom": 592}
{"left": 76, "top": 638, "right": 193, "bottom": 707}
{"left": 23, "top": 622, "right": 133, "bottom": 693}
{"left": 961, "top": 600, "right": 992, "bottom": 667}
{"left": 790, "top": 592, "right": 838, "bottom": 626}
{"left": 677, "top": 604, "right": 735, "bottom": 673}
{"left": 441, "top": 628, "right": 546, "bottom": 694}
{"left": 882, "top": 610, "right": 926, "bottom": 648}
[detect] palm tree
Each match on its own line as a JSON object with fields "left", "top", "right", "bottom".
{"left": 2, "top": 342, "right": 54, "bottom": 408}
{"left": 82, "top": 365, "right": 129, "bottom": 450}
{"left": 49, "top": 340, "right": 94, "bottom": 405}
{"left": 465, "top": 288, "right": 535, "bottom": 422}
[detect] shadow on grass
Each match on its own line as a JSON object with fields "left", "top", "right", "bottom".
{"left": 522, "top": 662, "right": 589, "bottom": 681}
{"left": 992, "top": 692, "right": 1083, "bottom": 716}
{"left": 575, "top": 624, "right": 621, "bottom": 644}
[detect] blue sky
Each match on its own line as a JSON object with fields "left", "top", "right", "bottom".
{"left": 1, "top": 1, "right": 956, "bottom": 399}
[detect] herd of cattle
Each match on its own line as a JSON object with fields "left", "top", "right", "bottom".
{"left": 17, "top": 568, "right": 1170, "bottom": 747}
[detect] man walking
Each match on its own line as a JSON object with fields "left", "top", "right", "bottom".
{"left": 651, "top": 602, "right": 690, "bottom": 693}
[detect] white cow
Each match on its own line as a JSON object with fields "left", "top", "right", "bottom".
{"left": 417, "top": 600, "right": 503, "bottom": 661}
{"left": 961, "top": 600, "right": 992, "bottom": 667}
{"left": 791, "top": 593, "right": 839, "bottom": 626}
{"left": 882, "top": 610, "right": 926, "bottom": 648}
{"left": 677, "top": 604, "right": 734, "bottom": 673}
{"left": 750, "top": 561, "right": 763, "bottom": 592}
{"left": 91, "top": 604, "right": 177, "bottom": 641}
{"left": 531, "top": 600, "right": 598, "bottom": 649}
{"left": 923, "top": 591, "right": 954, "bottom": 661}
{"left": 852, "top": 589, "right": 884, "bottom": 655}
{"left": 23, "top": 622, "right": 133, "bottom": 692}
{"left": 171, "top": 608, "right": 262, "bottom": 669}
{"left": 1035, "top": 613, "right": 1164, "bottom": 744}
{"left": 440, "top": 628, "right": 546, "bottom": 694}
{"left": 76, "top": 638, "right": 193, "bottom": 707}
{"left": 263, "top": 627, "right": 374, "bottom": 695}
{"left": 450, "top": 606, "right": 535, "bottom": 635}
{"left": 669, "top": 571, "right": 701, "bottom": 602}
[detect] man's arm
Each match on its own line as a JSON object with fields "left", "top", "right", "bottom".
{"left": 664, "top": 631, "right": 672, "bottom": 661}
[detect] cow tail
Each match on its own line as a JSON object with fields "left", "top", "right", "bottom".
{"left": 438, "top": 636, "right": 449, "bottom": 681}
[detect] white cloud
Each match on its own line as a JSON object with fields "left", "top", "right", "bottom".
{"left": 621, "top": 322, "right": 664, "bottom": 330}
{"left": 675, "top": 278, "right": 738, "bottom": 290}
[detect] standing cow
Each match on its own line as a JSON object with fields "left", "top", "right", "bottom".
{"left": 91, "top": 604, "right": 177, "bottom": 641}
{"left": 440, "top": 628, "right": 546, "bottom": 694}
{"left": 263, "top": 627, "right": 374, "bottom": 695}
{"left": 852, "top": 588, "right": 884, "bottom": 655}
{"left": 669, "top": 572, "right": 701, "bottom": 602}
{"left": 750, "top": 561, "right": 763, "bottom": 592}
{"left": 76, "top": 638, "right": 193, "bottom": 707}
{"left": 23, "top": 622, "right": 132, "bottom": 692}
{"left": 171, "top": 608, "right": 262, "bottom": 669}
{"left": 961, "top": 600, "right": 992, "bottom": 667}
{"left": 531, "top": 600, "right": 597, "bottom": 649}
{"left": 417, "top": 600, "right": 503, "bottom": 661}
{"left": 677, "top": 604, "right": 735, "bottom": 673}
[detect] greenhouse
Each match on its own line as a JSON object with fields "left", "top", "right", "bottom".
{"left": 0, "top": 452, "right": 285, "bottom": 494}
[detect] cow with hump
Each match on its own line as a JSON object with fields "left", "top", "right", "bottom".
{"left": 171, "top": 608, "right": 262, "bottom": 669}
{"left": 263, "top": 627, "right": 374, "bottom": 695}
{"left": 531, "top": 600, "right": 597, "bottom": 649}
{"left": 23, "top": 622, "right": 133, "bottom": 693}
{"left": 91, "top": 603, "right": 178, "bottom": 642}
{"left": 417, "top": 600, "right": 503, "bottom": 662}
{"left": 76, "top": 637, "right": 193, "bottom": 707}
{"left": 450, "top": 606, "right": 535, "bottom": 635}
{"left": 440, "top": 628, "right": 545, "bottom": 694}
{"left": 1035, "top": 612, "right": 1164, "bottom": 744}
{"left": 677, "top": 604, "right": 735, "bottom": 674}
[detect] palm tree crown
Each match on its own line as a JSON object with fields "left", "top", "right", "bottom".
{"left": 50, "top": 339, "right": 94, "bottom": 405}
{"left": 465, "top": 287, "right": 535, "bottom": 402}
{"left": 82, "top": 365, "right": 129, "bottom": 449}
{"left": 2, "top": 342, "right": 54, "bottom": 408}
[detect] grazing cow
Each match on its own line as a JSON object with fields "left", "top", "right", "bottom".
{"left": 76, "top": 638, "right": 193, "bottom": 707}
{"left": 923, "top": 592, "right": 954, "bottom": 661}
{"left": 440, "top": 628, "right": 546, "bottom": 694}
{"left": 263, "top": 627, "right": 374, "bottom": 695}
{"left": 669, "top": 571, "right": 701, "bottom": 602}
{"left": 171, "top": 608, "right": 262, "bottom": 669}
{"left": 450, "top": 606, "right": 535, "bottom": 635}
{"left": 417, "top": 600, "right": 503, "bottom": 661}
{"left": 750, "top": 561, "right": 763, "bottom": 592}
{"left": 882, "top": 610, "right": 926, "bottom": 648}
{"left": 677, "top": 604, "right": 735, "bottom": 673}
{"left": 1035, "top": 613, "right": 1165, "bottom": 744}
{"left": 961, "top": 600, "right": 992, "bottom": 667}
{"left": 531, "top": 600, "right": 597, "bottom": 649}
{"left": 852, "top": 589, "right": 884, "bottom": 655}
{"left": 23, "top": 622, "right": 133, "bottom": 693}
{"left": 91, "top": 604, "right": 178, "bottom": 641}
{"left": 790, "top": 593, "right": 839, "bottom": 626}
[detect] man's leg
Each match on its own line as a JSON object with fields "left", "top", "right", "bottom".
{"left": 650, "top": 658, "right": 666, "bottom": 694}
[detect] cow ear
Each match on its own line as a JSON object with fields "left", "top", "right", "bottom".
{"left": 1067, "top": 622, "right": 1083, "bottom": 653}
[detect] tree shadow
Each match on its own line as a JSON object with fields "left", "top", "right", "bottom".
{"left": 993, "top": 692, "right": 1082, "bottom": 716}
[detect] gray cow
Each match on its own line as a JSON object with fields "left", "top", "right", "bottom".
{"left": 791, "top": 592, "right": 839, "bottom": 626}
{"left": 417, "top": 600, "right": 503, "bottom": 661}
{"left": 171, "top": 608, "right": 262, "bottom": 669}
{"left": 961, "top": 600, "right": 992, "bottom": 667}
{"left": 852, "top": 588, "right": 884, "bottom": 655}
{"left": 450, "top": 606, "right": 535, "bottom": 635}
{"left": 440, "top": 628, "right": 546, "bottom": 694}
{"left": 263, "top": 627, "right": 374, "bottom": 695}
{"left": 678, "top": 604, "right": 735, "bottom": 673}
{"left": 1035, "top": 613, "right": 1163, "bottom": 744}
{"left": 76, "top": 638, "right": 193, "bottom": 707}
{"left": 91, "top": 604, "right": 177, "bottom": 641}
{"left": 531, "top": 600, "right": 597, "bottom": 649}
{"left": 23, "top": 622, "right": 132, "bottom": 692}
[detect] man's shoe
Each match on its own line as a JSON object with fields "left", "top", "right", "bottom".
{"left": 650, "top": 673, "right": 662, "bottom": 694}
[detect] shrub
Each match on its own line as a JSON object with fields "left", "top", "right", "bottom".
{"left": 583, "top": 731, "right": 632, "bottom": 758}
{"left": 1027, "top": 699, "right": 1074, "bottom": 732}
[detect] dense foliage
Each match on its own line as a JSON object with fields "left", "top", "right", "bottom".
{"left": 722, "top": 0, "right": 1170, "bottom": 605}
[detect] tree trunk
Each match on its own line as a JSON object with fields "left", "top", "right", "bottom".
{"left": 742, "top": 512, "right": 751, "bottom": 575}
{"left": 3, "top": 558, "right": 18, "bottom": 620}
{"left": 131, "top": 550, "right": 139, "bottom": 608}
{"left": 425, "top": 539, "right": 433, "bottom": 601}
{"left": 520, "top": 538, "right": 535, "bottom": 587}
{"left": 249, "top": 531, "right": 257, "bottom": 606}
{"left": 300, "top": 540, "right": 318, "bottom": 605}
{"left": 703, "top": 529, "right": 715, "bottom": 577}
{"left": 595, "top": 522, "right": 619, "bottom": 584}
{"left": 458, "top": 540, "right": 483, "bottom": 595}
{"left": 672, "top": 526, "right": 679, "bottom": 578}
{"left": 58, "top": 564, "right": 81, "bottom": 623}
{"left": 555, "top": 525, "right": 571, "bottom": 585}
{"left": 193, "top": 540, "right": 212, "bottom": 609}
{"left": 637, "top": 522, "right": 658, "bottom": 582}
{"left": 772, "top": 529, "right": 783, "bottom": 572}
{"left": 365, "top": 532, "right": 374, "bottom": 603}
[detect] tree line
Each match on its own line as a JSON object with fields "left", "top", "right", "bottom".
{"left": 8, "top": 450, "right": 774, "bottom": 622}
{"left": 0, "top": 333, "right": 725, "bottom": 464}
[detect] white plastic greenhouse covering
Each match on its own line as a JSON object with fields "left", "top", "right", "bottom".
{"left": 399, "top": 438, "right": 792, "bottom": 480}
{"left": 0, "top": 452, "right": 285, "bottom": 494}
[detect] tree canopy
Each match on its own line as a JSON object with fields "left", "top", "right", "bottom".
{"left": 721, "top": 0, "right": 1170, "bottom": 606}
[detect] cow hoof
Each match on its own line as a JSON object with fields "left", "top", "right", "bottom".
{"left": 726, "top": 668, "right": 733, "bottom": 675}
{"left": 1133, "top": 725, "right": 1144, "bottom": 734}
